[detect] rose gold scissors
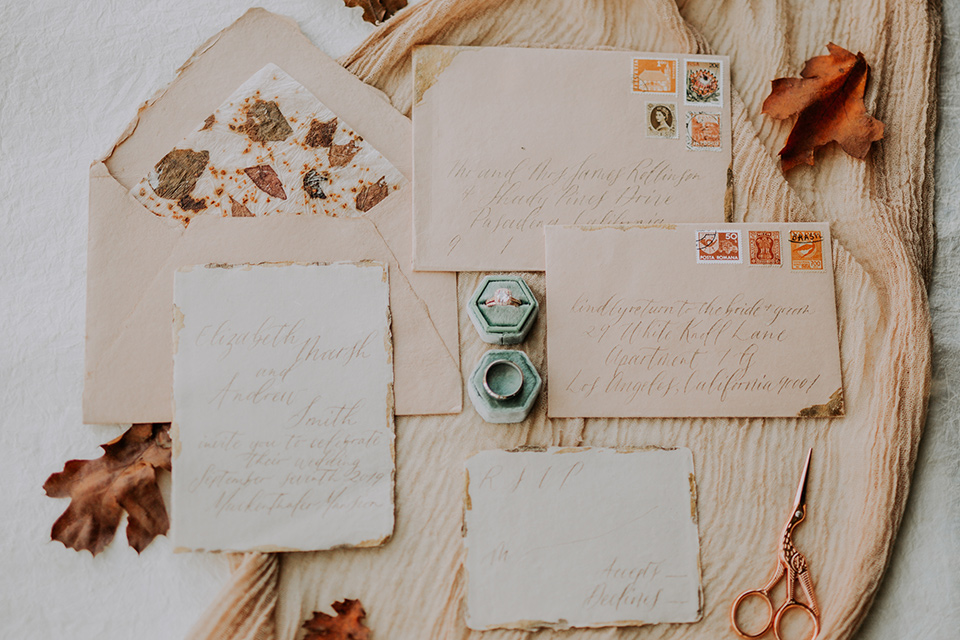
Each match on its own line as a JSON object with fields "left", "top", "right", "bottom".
{"left": 731, "top": 449, "right": 820, "bottom": 640}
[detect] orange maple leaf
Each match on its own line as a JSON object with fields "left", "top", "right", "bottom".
{"left": 43, "top": 423, "right": 172, "bottom": 555}
{"left": 302, "top": 599, "right": 371, "bottom": 640}
{"left": 762, "top": 43, "right": 884, "bottom": 172}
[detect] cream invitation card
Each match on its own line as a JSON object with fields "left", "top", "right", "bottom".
{"left": 464, "top": 447, "right": 703, "bottom": 630}
{"left": 171, "top": 262, "right": 394, "bottom": 552}
{"left": 546, "top": 224, "right": 844, "bottom": 418}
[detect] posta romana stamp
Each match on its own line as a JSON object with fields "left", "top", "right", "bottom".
{"left": 685, "top": 60, "right": 722, "bottom": 106}
{"left": 646, "top": 102, "right": 678, "bottom": 139}
{"left": 632, "top": 58, "right": 677, "bottom": 93}
{"left": 686, "top": 112, "right": 722, "bottom": 150}
{"left": 697, "top": 230, "right": 741, "bottom": 263}
{"left": 749, "top": 230, "right": 781, "bottom": 265}
{"left": 790, "top": 230, "right": 825, "bottom": 270}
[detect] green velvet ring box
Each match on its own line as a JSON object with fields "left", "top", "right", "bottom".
{"left": 467, "top": 275, "right": 538, "bottom": 345}
{"left": 467, "top": 349, "right": 542, "bottom": 424}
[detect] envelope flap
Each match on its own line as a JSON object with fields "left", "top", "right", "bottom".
{"left": 104, "top": 8, "right": 412, "bottom": 189}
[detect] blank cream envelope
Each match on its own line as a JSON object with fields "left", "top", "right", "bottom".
{"left": 413, "top": 46, "right": 731, "bottom": 271}
{"left": 546, "top": 224, "right": 844, "bottom": 418}
{"left": 83, "top": 10, "right": 461, "bottom": 425}
{"left": 464, "top": 447, "right": 703, "bottom": 630}
{"left": 172, "top": 263, "right": 394, "bottom": 552}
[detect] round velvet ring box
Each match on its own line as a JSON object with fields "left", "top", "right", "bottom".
{"left": 467, "top": 275, "right": 539, "bottom": 345}
{"left": 468, "top": 350, "right": 542, "bottom": 424}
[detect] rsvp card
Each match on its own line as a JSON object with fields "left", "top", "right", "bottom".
{"left": 464, "top": 447, "right": 703, "bottom": 630}
{"left": 546, "top": 224, "right": 844, "bottom": 418}
{"left": 413, "top": 46, "right": 731, "bottom": 271}
{"left": 171, "top": 262, "right": 394, "bottom": 552}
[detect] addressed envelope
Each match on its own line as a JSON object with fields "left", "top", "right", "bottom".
{"left": 413, "top": 46, "right": 731, "bottom": 271}
{"left": 546, "top": 224, "right": 844, "bottom": 418}
{"left": 83, "top": 9, "right": 461, "bottom": 424}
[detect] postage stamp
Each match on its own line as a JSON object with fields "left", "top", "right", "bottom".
{"left": 686, "top": 112, "right": 722, "bottom": 150}
{"left": 632, "top": 58, "right": 677, "bottom": 93}
{"left": 748, "top": 230, "right": 781, "bottom": 265}
{"left": 789, "top": 230, "right": 825, "bottom": 270}
{"left": 696, "top": 230, "right": 741, "bottom": 263}
{"left": 645, "top": 102, "right": 678, "bottom": 139}
{"left": 684, "top": 59, "right": 723, "bottom": 106}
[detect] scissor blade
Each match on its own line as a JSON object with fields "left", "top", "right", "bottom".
{"left": 792, "top": 448, "right": 813, "bottom": 511}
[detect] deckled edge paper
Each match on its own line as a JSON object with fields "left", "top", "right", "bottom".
{"left": 171, "top": 261, "right": 395, "bottom": 553}
{"left": 464, "top": 447, "right": 703, "bottom": 630}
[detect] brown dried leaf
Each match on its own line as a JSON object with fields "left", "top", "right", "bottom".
{"left": 237, "top": 100, "right": 293, "bottom": 143}
{"left": 43, "top": 423, "right": 172, "bottom": 556}
{"left": 343, "top": 0, "right": 407, "bottom": 25}
{"left": 762, "top": 43, "right": 884, "bottom": 172}
{"left": 230, "top": 197, "right": 254, "bottom": 217}
{"left": 150, "top": 149, "right": 209, "bottom": 200}
{"left": 329, "top": 140, "right": 360, "bottom": 167}
{"left": 306, "top": 117, "right": 339, "bottom": 148}
{"left": 244, "top": 164, "right": 287, "bottom": 199}
{"left": 356, "top": 177, "right": 389, "bottom": 212}
{"left": 302, "top": 599, "right": 371, "bottom": 640}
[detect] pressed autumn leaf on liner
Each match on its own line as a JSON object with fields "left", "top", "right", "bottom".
{"left": 762, "top": 43, "right": 884, "bottom": 172}
{"left": 303, "top": 599, "right": 371, "bottom": 640}
{"left": 43, "top": 423, "right": 172, "bottom": 555}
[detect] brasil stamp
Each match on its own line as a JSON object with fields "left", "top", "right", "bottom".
{"left": 749, "top": 230, "right": 782, "bottom": 265}
{"left": 686, "top": 111, "right": 722, "bottom": 150}
{"left": 646, "top": 102, "right": 678, "bottom": 139}
{"left": 696, "top": 230, "right": 741, "bottom": 263}
{"left": 632, "top": 57, "right": 677, "bottom": 93}
{"left": 789, "top": 230, "right": 824, "bottom": 270}
{"left": 685, "top": 59, "right": 723, "bottom": 106}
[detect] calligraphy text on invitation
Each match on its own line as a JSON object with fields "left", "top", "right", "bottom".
{"left": 464, "top": 448, "right": 702, "bottom": 630}
{"left": 172, "top": 262, "right": 394, "bottom": 552}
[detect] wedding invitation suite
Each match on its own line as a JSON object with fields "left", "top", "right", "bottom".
{"left": 171, "top": 262, "right": 395, "bottom": 552}
{"left": 546, "top": 224, "right": 844, "bottom": 418}
{"left": 413, "top": 46, "right": 731, "bottom": 271}
{"left": 464, "top": 447, "right": 703, "bottom": 629}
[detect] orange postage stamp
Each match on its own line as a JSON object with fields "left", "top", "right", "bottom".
{"left": 749, "top": 230, "right": 781, "bottom": 265}
{"left": 789, "top": 230, "right": 824, "bottom": 270}
{"left": 632, "top": 58, "right": 677, "bottom": 93}
{"left": 684, "top": 60, "right": 723, "bottom": 106}
{"left": 686, "top": 112, "right": 722, "bottom": 151}
{"left": 697, "top": 230, "right": 741, "bottom": 263}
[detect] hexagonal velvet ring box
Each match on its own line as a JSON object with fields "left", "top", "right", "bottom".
{"left": 467, "top": 275, "right": 538, "bottom": 345}
{"left": 468, "top": 350, "right": 542, "bottom": 424}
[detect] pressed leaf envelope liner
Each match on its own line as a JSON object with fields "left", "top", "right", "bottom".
{"left": 546, "top": 224, "right": 844, "bottom": 418}
{"left": 413, "top": 46, "right": 732, "bottom": 271}
{"left": 83, "top": 10, "right": 461, "bottom": 424}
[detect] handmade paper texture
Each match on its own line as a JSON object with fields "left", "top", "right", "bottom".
{"left": 172, "top": 262, "right": 394, "bottom": 552}
{"left": 464, "top": 447, "right": 702, "bottom": 630}
{"left": 546, "top": 224, "right": 844, "bottom": 417}
{"left": 412, "top": 46, "right": 731, "bottom": 271}
{"left": 83, "top": 10, "right": 461, "bottom": 424}
{"left": 132, "top": 64, "right": 405, "bottom": 225}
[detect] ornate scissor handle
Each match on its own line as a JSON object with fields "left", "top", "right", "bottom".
{"left": 732, "top": 589, "right": 820, "bottom": 640}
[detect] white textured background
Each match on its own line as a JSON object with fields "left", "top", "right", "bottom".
{"left": 0, "top": 1, "right": 955, "bottom": 638}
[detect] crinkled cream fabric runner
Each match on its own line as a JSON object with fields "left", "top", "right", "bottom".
{"left": 186, "top": 0, "right": 938, "bottom": 638}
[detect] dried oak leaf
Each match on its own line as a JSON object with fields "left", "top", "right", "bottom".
{"left": 43, "top": 423, "right": 172, "bottom": 556}
{"left": 762, "top": 43, "right": 884, "bottom": 172}
{"left": 244, "top": 164, "right": 287, "bottom": 199}
{"left": 303, "top": 600, "right": 371, "bottom": 640}
{"left": 343, "top": 0, "right": 407, "bottom": 25}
